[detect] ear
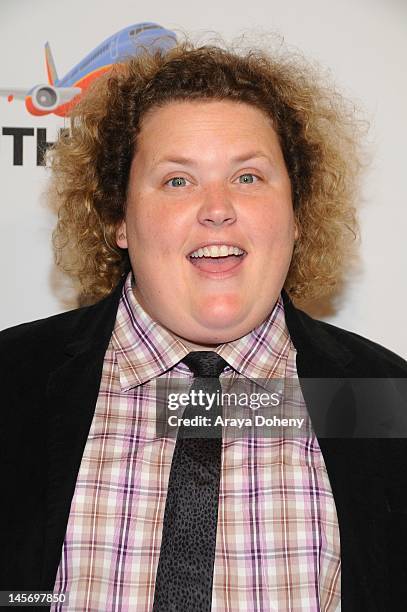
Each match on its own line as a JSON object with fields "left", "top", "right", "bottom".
{"left": 116, "top": 220, "right": 128, "bottom": 249}
{"left": 294, "top": 220, "right": 299, "bottom": 241}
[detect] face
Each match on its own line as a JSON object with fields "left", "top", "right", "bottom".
{"left": 116, "top": 100, "right": 298, "bottom": 346}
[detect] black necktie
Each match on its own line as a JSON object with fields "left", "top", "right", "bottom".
{"left": 152, "top": 351, "right": 229, "bottom": 612}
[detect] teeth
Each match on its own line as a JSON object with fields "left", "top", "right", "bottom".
{"left": 190, "top": 245, "right": 245, "bottom": 258}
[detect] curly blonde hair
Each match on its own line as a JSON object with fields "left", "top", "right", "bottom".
{"left": 49, "top": 34, "right": 368, "bottom": 305}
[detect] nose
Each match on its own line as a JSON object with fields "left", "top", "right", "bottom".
{"left": 197, "top": 184, "right": 237, "bottom": 227}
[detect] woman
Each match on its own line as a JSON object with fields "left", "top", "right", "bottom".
{"left": 1, "top": 38, "right": 406, "bottom": 611}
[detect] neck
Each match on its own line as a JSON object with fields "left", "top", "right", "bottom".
{"left": 169, "top": 331, "right": 222, "bottom": 352}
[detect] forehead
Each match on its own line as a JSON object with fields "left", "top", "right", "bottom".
{"left": 136, "top": 99, "right": 281, "bottom": 154}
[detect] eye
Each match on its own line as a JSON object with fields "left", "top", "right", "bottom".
{"left": 237, "top": 173, "right": 261, "bottom": 184}
{"left": 165, "top": 176, "right": 188, "bottom": 188}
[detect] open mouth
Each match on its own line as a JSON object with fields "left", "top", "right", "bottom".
{"left": 188, "top": 252, "right": 247, "bottom": 274}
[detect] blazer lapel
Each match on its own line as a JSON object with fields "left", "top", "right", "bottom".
{"left": 41, "top": 280, "right": 124, "bottom": 589}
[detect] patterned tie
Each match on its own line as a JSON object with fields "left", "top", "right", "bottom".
{"left": 152, "top": 351, "right": 229, "bottom": 612}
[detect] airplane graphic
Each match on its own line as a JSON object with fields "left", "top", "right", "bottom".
{"left": 0, "top": 23, "right": 177, "bottom": 117}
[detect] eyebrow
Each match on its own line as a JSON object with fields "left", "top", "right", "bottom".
{"left": 154, "top": 151, "right": 272, "bottom": 167}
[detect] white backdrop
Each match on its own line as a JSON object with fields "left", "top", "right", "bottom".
{"left": 1, "top": 0, "right": 406, "bottom": 357}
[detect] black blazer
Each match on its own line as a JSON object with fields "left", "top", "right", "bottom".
{"left": 1, "top": 280, "right": 407, "bottom": 611}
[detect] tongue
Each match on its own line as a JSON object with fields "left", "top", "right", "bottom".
{"left": 189, "top": 254, "right": 243, "bottom": 272}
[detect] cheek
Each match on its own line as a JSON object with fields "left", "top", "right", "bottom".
{"left": 250, "top": 206, "right": 295, "bottom": 249}
{"left": 125, "top": 203, "right": 158, "bottom": 247}
{"left": 129, "top": 194, "right": 189, "bottom": 245}
{"left": 126, "top": 217, "right": 179, "bottom": 266}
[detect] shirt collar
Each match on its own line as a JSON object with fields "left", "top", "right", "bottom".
{"left": 112, "top": 271, "right": 294, "bottom": 392}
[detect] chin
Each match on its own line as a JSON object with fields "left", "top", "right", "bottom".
{"left": 196, "top": 295, "right": 246, "bottom": 321}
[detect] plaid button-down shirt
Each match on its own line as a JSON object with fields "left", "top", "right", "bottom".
{"left": 52, "top": 272, "right": 341, "bottom": 611}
